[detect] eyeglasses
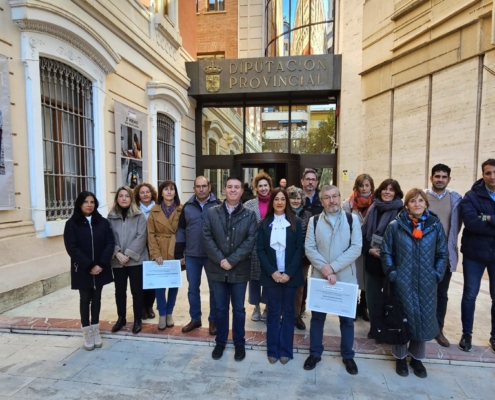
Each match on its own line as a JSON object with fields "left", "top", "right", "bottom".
{"left": 322, "top": 195, "right": 340, "bottom": 201}
{"left": 304, "top": 178, "right": 317, "bottom": 182}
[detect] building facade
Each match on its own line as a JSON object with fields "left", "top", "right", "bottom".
{"left": 0, "top": 0, "right": 197, "bottom": 309}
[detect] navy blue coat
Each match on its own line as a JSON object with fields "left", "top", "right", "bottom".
{"left": 64, "top": 210, "right": 115, "bottom": 290}
{"left": 460, "top": 178, "right": 495, "bottom": 264}
{"left": 381, "top": 211, "right": 448, "bottom": 341}
{"left": 257, "top": 215, "right": 304, "bottom": 288}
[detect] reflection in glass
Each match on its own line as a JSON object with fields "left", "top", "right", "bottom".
{"left": 205, "top": 168, "right": 230, "bottom": 200}
{"left": 202, "top": 107, "right": 245, "bottom": 155}
{"left": 245, "top": 106, "right": 289, "bottom": 153}
{"left": 291, "top": 104, "right": 336, "bottom": 154}
{"left": 265, "top": 0, "right": 334, "bottom": 57}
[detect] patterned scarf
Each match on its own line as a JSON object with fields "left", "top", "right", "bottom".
{"left": 348, "top": 191, "right": 374, "bottom": 217}
{"left": 406, "top": 210, "right": 430, "bottom": 239}
{"left": 161, "top": 201, "right": 176, "bottom": 219}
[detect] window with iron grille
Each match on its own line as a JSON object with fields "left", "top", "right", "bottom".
{"left": 157, "top": 113, "right": 175, "bottom": 185}
{"left": 40, "top": 57, "right": 95, "bottom": 221}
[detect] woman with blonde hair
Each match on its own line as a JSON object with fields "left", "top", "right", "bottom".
{"left": 244, "top": 171, "right": 273, "bottom": 321}
{"left": 108, "top": 186, "right": 149, "bottom": 334}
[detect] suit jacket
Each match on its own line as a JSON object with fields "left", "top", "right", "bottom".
{"left": 257, "top": 215, "right": 304, "bottom": 288}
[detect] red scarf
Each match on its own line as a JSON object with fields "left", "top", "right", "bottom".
{"left": 258, "top": 193, "right": 271, "bottom": 219}
{"left": 348, "top": 191, "right": 374, "bottom": 217}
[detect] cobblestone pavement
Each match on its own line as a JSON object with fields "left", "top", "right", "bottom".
{"left": 0, "top": 331, "right": 493, "bottom": 400}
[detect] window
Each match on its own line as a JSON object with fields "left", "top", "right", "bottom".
{"left": 197, "top": 52, "right": 225, "bottom": 61}
{"left": 208, "top": 0, "right": 225, "bottom": 12}
{"left": 157, "top": 113, "right": 175, "bottom": 185}
{"left": 40, "top": 57, "right": 95, "bottom": 221}
{"left": 156, "top": 0, "right": 168, "bottom": 15}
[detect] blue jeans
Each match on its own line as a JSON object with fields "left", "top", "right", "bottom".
{"left": 185, "top": 256, "right": 216, "bottom": 322}
{"left": 461, "top": 257, "right": 495, "bottom": 337}
{"left": 309, "top": 311, "right": 355, "bottom": 359}
{"left": 248, "top": 279, "right": 267, "bottom": 305}
{"left": 155, "top": 288, "right": 178, "bottom": 316}
{"left": 265, "top": 285, "right": 297, "bottom": 359}
{"left": 210, "top": 280, "right": 247, "bottom": 347}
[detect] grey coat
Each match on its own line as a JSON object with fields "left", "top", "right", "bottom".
{"left": 108, "top": 208, "right": 149, "bottom": 268}
{"left": 305, "top": 210, "right": 362, "bottom": 285}
{"left": 203, "top": 202, "right": 258, "bottom": 283}
{"left": 243, "top": 197, "right": 262, "bottom": 280}
{"left": 380, "top": 211, "right": 448, "bottom": 341}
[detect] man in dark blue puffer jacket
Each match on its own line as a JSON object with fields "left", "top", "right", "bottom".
{"left": 458, "top": 159, "right": 495, "bottom": 352}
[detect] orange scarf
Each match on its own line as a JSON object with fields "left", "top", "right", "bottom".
{"left": 348, "top": 191, "right": 374, "bottom": 217}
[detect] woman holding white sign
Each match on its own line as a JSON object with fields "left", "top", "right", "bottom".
{"left": 147, "top": 180, "right": 183, "bottom": 331}
{"left": 257, "top": 188, "right": 303, "bottom": 364}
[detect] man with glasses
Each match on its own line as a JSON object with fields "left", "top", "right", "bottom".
{"left": 301, "top": 169, "right": 324, "bottom": 215}
{"left": 175, "top": 176, "right": 221, "bottom": 335}
{"left": 303, "top": 185, "right": 362, "bottom": 374}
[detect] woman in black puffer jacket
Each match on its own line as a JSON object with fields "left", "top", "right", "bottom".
{"left": 64, "top": 191, "right": 114, "bottom": 351}
{"left": 381, "top": 188, "right": 448, "bottom": 379}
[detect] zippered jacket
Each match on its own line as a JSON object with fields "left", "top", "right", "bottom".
{"left": 108, "top": 208, "right": 149, "bottom": 268}
{"left": 460, "top": 178, "right": 495, "bottom": 263}
{"left": 174, "top": 194, "right": 221, "bottom": 259}
{"left": 64, "top": 210, "right": 114, "bottom": 290}
{"left": 203, "top": 201, "right": 258, "bottom": 283}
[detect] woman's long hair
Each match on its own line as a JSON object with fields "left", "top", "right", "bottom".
{"left": 72, "top": 191, "right": 100, "bottom": 219}
{"left": 111, "top": 186, "right": 141, "bottom": 216}
{"left": 157, "top": 180, "right": 181, "bottom": 206}
{"left": 265, "top": 187, "right": 296, "bottom": 231}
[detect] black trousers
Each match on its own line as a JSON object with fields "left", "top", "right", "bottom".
{"left": 437, "top": 268, "right": 452, "bottom": 331}
{"left": 79, "top": 286, "right": 103, "bottom": 327}
{"left": 143, "top": 289, "right": 156, "bottom": 309}
{"left": 113, "top": 265, "right": 143, "bottom": 321}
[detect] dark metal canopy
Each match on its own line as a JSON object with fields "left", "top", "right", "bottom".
{"left": 186, "top": 54, "right": 341, "bottom": 106}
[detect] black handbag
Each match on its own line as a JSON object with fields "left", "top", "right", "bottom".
{"left": 370, "top": 280, "right": 409, "bottom": 345}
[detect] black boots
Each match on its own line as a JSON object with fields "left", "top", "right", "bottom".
{"left": 111, "top": 317, "right": 126, "bottom": 333}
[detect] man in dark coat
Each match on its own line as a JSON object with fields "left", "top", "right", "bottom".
{"left": 301, "top": 168, "right": 323, "bottom": 215}
{"left": 175, "top": 176, "right": 221, "bottom": 335}
{"left": 203, "top": 177, "right": 258, "bottom": 362}
{"left": 458, "top": 159, "right": 495, "bottom": 352}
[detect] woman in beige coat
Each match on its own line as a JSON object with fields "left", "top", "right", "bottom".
{"left": 147, "top": 180, "right": 183, "bottom": 330}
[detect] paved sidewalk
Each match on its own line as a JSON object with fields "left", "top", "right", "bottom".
{"left": 2, "top": 271, "right": 495, "bottom": 364}
{"left": 0, "top": 331, "right": 493, "bottom": 399}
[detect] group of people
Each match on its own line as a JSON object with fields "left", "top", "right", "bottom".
{"left": 63, "top": 159, "right": 495, "bottom": 379}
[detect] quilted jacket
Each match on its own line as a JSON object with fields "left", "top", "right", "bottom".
{"left": 380, "top": 211, "right": 448, "bottom": 341}
{"left": 460, "top": 178, "right": 495, "bottom": 264}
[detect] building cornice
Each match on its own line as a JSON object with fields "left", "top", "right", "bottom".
{"left": 10, "top": 0, "right": 120, "bottom": 74}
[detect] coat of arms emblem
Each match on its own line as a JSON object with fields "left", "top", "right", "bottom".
{"left": 204, "top": 60, "right": 222, "bottom": 93}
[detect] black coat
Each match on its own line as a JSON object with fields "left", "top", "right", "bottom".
{"left": 381, "top": 211, "right": 448, "bottom": 341}
{"left": 257, "top": 215, "right": 304, "bottom": 288}
{"left": 303, "top": 189, "right": 324, "bottom": 215}
{"left": 203, "top": 201, "right": 258, "bottom": 283}
{"left": 461, "top": 178, "right": 495, "bottom": 263}
{"left": 64, "top": 210, "right": 115, "bottom": 290}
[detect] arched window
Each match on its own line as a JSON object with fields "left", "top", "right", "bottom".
{"left": 40, "top": 57, "right": 95, "bottom": 220}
